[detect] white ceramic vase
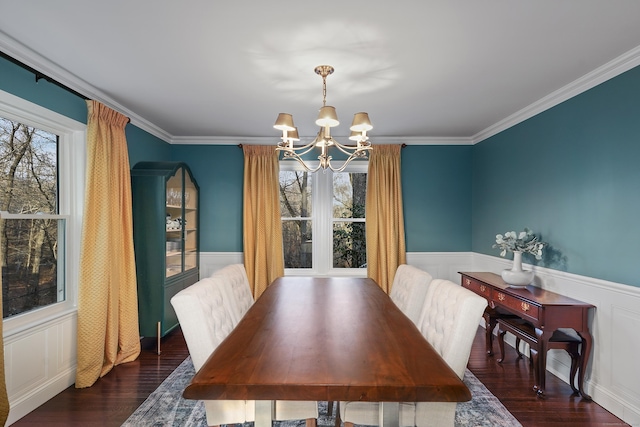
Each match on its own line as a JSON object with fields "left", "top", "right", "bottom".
{"left": 501, "top": 251, "right": 534, "bottom": 288}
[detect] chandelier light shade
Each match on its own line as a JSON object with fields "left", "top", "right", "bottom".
{"left": 275, "top": 65, "right": 372, "bottom": 172}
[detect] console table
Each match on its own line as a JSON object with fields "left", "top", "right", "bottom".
{"left": 459, "top": 272, "right": 594, "bottom": 399}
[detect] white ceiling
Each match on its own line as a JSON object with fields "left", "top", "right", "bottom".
{"left": 2, "top": 1, "right": 640, "bottom": 144}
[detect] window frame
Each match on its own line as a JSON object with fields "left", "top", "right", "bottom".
{"left": 0, "top": 89, "right": 86, "bottom": 336}
{"left": 280, "top": 160, "right": 368, "bottom": 277}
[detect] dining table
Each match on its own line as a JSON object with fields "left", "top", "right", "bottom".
{"left": 183, "top": 276, "right": 471, "bottom": 427}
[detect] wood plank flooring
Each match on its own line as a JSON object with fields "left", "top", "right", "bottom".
{"left": 11, "top": 327, "right": 629, "bottom": 426}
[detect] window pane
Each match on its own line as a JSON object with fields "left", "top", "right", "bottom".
{"left": 2, "top": 218, "right": 65, "bottom": 318}
{"left": 333, "top": 172, "right": 366, "bottom": 218}
{"left": 280, "top": 171, "right": 312, "bottom": 217}
{"left": 333, "top": 221, "right": 366, "bottom": 268}
{"left": 282, "top": 219, "right": 312, "bottom": 268}
{"left": 1, "top": 117, "right": 61, "bottom": 318}
{"left": 0, "top": 118, "right": 58, "bottom": 214}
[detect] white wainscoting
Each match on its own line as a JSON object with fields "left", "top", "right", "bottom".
{"left": 4, "top": 312, "right": 77, "bottom": 425}
{"left": 201, "top": 251, "right": 640, "bottom": 426}
{"left": 199, "top": 252, "right": 244, "bottom": 278}
{"left": 6, "top": 251, "right": 638, "bottom": 425}
{"left": 470, "top": 252, "right": 640, "bottom": 426}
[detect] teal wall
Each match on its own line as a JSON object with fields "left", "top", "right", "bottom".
{"left": 127, "top": 126, "right": 170, "bottom": 165}
{"left": 0, "top": 55, "right": 86, "bottom": 123}
{"left": 170, "top": 145, "right": 245, "bottom": 252}
{"left": 6, "top": 51, "right": 638, "bottom": 287}
{"left": 472, "top": 65, "right": 640, "bottom": 287}
{"left": 169, "top": 144, "right": 473, "bottom": 253}
{"left": 402, "top": 145, "right": 472, "bottom": 251}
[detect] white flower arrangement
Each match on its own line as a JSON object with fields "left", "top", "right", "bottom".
{"left": 493, "top": 228, "right": 544, "bottom": 260}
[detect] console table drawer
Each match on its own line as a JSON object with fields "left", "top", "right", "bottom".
{"left": 462, "top": 276, "right": 492, "bottom": 299}
{"left": 494, "top": 290, "right": 540, "bottom": 322}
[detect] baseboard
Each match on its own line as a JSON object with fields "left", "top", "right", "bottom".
{"left": 6, "top": 368, "right": 75, "bottom": 425}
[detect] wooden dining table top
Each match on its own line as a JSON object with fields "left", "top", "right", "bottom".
{"left": 183, "top": 276, "right": 471, "bottom": 403}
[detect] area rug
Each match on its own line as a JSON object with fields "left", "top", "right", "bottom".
{"left": 122, "top": 357, "right": 521, "bottom": 427}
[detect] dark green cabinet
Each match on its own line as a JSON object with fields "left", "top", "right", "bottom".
{"left": 131, "top": 162, "right": 199, "bottom": 353}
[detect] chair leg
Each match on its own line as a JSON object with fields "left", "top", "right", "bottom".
{"left": 306, "top": 418, "right": 317, "bottom": 427}
{"left": 327, "top": 401, "right": 333, "bottom": 416}
{"left": 567, "top": 343, "right": 581, "bottom": 394}
{"left": 497, "top": 328, "right": 507, "bottom": 363}
{"left": 515, "top": 337, "right": 523, "bottom": 358}
{"left": 530, "top": 347, "right": 541, "bottom": 394}
{"left": 334, "top": 401, "right": 342, "bottom": 427}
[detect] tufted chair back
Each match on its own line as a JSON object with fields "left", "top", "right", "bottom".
{"left": 389, "top": 264, "right": 433, "bottom": 326}
{"left": 170, "top": 277, "right": 236, "bottom": 372}
{"left": 211, "top": 264, "right": 254, "bottom": 326}
{"left": 417, "top": 279, "right": 488, "bottom": 379}
{"left": 339, "top": 277, "right": 487, "bottom": 427}
{"left": 171, "top": 274, "right": 319, "bottom": 426}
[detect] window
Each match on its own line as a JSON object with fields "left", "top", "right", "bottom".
{"left": 280, "top": 162, "right": 367, "bottom": 276}
{"left": 0, "top": 89, "right": 85, "bottom": 329}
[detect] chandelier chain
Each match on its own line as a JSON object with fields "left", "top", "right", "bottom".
{"left": 322, "top": 75, "right": 327, "bottom": 107}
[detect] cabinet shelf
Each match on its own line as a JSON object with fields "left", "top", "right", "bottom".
{"left": 132, "top": 161, "right": 200, "bottom": 351}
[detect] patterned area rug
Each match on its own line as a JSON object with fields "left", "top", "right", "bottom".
{"left": 122, "top": 357, "right": 521, "bottom": 426}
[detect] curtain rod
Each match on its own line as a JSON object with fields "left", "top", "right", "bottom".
{"left": 1, "top": 51, "right": 89, "bottom": 100}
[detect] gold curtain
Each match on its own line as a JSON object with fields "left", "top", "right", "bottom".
{"left": 75, "top": 101, "right": 140, "bottom": 388}
{"left": 242, "top": 145, "right": 284, "bottom": 299}
{"left": 0, "top": 226, "right": 8, "bottom": 425}
{"left": 366, "top": 144, "right": 407, "bottom": 293}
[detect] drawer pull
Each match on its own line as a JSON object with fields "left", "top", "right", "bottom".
{"left": 497, "top": 292, "right": 505, "bottom": 301}
{"left": 480, "top": 285, "right": 487, "bottom": 293}
{"left": 521, "top": 302, "right": 530, "bottom": 312}
{"left": 465, "top": 278, "right": 471, "bottom": 286}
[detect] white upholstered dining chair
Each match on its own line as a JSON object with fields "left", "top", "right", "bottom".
{"left": 171, "top": 276, "right": 318, "bottom": 427}
{"left": 339, "top": 279, "right": 488, "bottom": 427}
{"left": 389, "top": 264, "right": 433, "bottom": 326}
{"left": 210, "top": 263, "right": 254, "bottom": 325}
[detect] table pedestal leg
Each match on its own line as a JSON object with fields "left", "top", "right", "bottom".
{"left": 380, "top": 402, "right": 400, "bottom": 427}
{"left": 255, "top": 400, "right": 274, "bottom": 427}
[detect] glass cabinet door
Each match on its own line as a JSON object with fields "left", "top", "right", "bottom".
{"left": 183, "top": 170, "right": 198, "bottom": 273}
{"left": 165, "top": 169, "right": 184, "bottom": 278}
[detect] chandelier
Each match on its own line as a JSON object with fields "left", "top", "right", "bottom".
{"left": 274, "top": 65, "right": 372, "bottom": 172}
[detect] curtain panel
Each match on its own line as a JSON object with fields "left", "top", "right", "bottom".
{"left": 366, "top": 144, "right": 407, "bottom": 293}
{"left": 75, "top": 101, "right": 140, "bottom": 388}
{"left": 242, "top": 145, "right": 285, "bottom": 299}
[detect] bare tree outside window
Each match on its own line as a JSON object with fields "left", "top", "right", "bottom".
{"left": 279, "top": 166, "right": 366, "bottom": 272}
{"left": 333, "top": 172, "right": 366, "bottom": 268}
{"left": 280, "top": 170, "right": 312, "bottom": 268}
{"left": 1, "top": 117, "right": 61, "bottom": 318}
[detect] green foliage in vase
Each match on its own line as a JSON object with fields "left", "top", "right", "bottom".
{"left": 493, "top": 228, "right": 545, "bottom": 260}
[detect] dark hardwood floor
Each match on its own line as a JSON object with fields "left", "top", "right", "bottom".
{"left": 12, "top": 327, "right": 628, "bottom": 426}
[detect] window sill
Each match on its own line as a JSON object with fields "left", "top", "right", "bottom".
{"left": 3, "top": 304, "right": 77, "bottom": 340}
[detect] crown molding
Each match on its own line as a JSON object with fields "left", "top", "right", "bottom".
{"left": 3, "top": 29, "right": 639, "bottom": 147}
{"left": 472, "top": 44, "right": 640, "bottom": 144}
{"left": 0, "top": 31, "right": 173, "bottom": 143}
{"left": 170, "top": 135, "right": 474, "bottom": 146}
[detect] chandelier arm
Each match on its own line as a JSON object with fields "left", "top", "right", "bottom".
{"left": 324, "top": 154, "right": 360, "bottom": 172}
{"left": 276, "top": 142, "right": 317, "bottom": 157}
{"left": 288, "top": 153, "right": 322, "bottom": 173}
{"left": 330, "top": 139, "right": 373, "bottom": 156}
